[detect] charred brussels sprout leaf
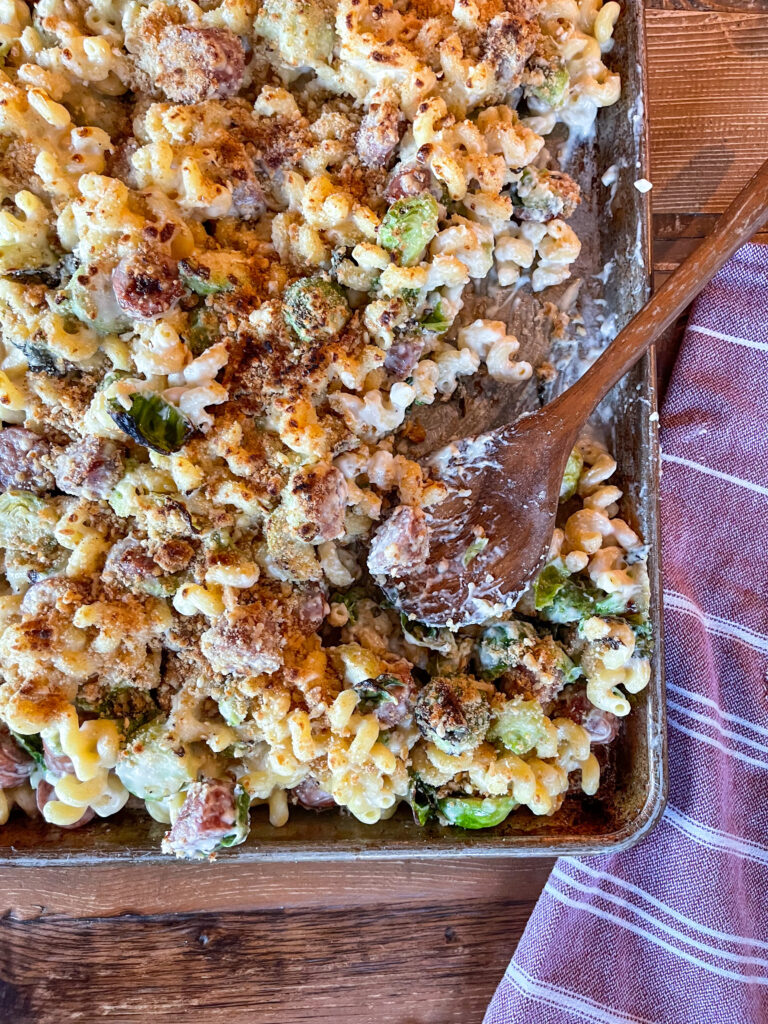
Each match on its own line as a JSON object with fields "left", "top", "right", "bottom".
{"left": 379, "top": 195, "right": 439, "bottom": 267}
{"left": 109, "top": 393, "right": 193, "bottom": 454}
{"left": 419, "top": 300, "right": 451, "bottom": 334}
{"left": 179, "top": 258, "right": 234, "bottom": 296}
{"left": 219, "top": 785, "right": 252, "bottom": 848}
{"left": 409, "top": 778, "right": 438, "bottom": 825}
{"left": 414, "top": 675, "right": 491, "bottom": 755}
{"left": 559, "top": 447, "right": 584, "bottom": 501}
{"left": 533, "top": 559, "right": 571, "bottom": 610}
{"left": 186, "top": 307, "right": 220, "bottom": 356}
{"left": 437, "top": 795, "right": 518, "bottom": 829}
{"left": 10, "top": 730, "right": 45, "bottom": 768}
{"left": 283, "top": 277, "right": 351, "bottom": 344}
{"left": 353, "top": 674, "right": 401, "bottom": 711}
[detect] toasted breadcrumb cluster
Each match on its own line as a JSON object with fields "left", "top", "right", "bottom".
{"left": 0, "top": 0, "right": 646, "bottom": 858}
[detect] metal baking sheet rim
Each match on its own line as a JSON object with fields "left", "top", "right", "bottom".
{"left": 0, "top": 0, "right": 667, "bottom": 865}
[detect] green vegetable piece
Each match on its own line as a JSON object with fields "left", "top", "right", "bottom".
{"left": 437, "top": 795, "right": 518, "bottom": 829}
{"left": 352, "top": 674, "right": 402, "bottom": 710}
{"left": 462, "top": 536, "right": 488, "bottom": 567}
{"left": 487, "top": 697, "right": 552, "bottom": 756}
{"left": 528, "top": 63, "right": 569, "bottom": 108}
{"left": 414, "top": 675, "right": 491, "bottom": 755}
{"left": 10, "top": 731, "right": 45, "bottom": 768}
{"left": 186, "top": 307, "right": 220, "bottom": 356}
{"left": 400, "top": 613, "right": 455, "bottom": 655}
{"left": 510, "top": 167, "right": 578, "bottom": 222}
{"left": 75, "top": 686, "right": 159, "bottom": 734}
{"left": 419, "top": 300, "right": 452, "bottom": 334}
{"left": 534, "top": 559, "right": 631, "bottom": 624}
{"left": 0, "top": 491, "right": 59, "bottom": 552}
{"left": 559, "top": 447, "right": 584, "bottom": 501}
{"left": 409, "top": 778, "right": 437, "bottom": 826}
{"left": 533, "top": 559, "right": 571, "bottom": 611}
{"left": 629, "top": 616, "right": 654, "bottom": 659}
{"left": 63, "top": 262, "right": 131, "bottom": 335}
{"left": 255, "top": 0, "right": 335, "bottom": 66}
{"left": 218, "top": 785, "right": 251, "bottom": 848}
{"left": 109, "top": 392, "right": 193, "bottom": 454}
{"left": 379, "top": 195, "right": 440, "bottom": 267}
{"left": 283, "top": 277, "right": 351, "bottom": 344}
{"left": 115, "top": 717, "right": 200, "bottom": 800}
{"left": 476, "top": 620, "right": 537, "bottom": 679}
{"left": 330, "top": 587, "right": 365, "bottom": 624}
{"left": 179, "top": 258, "right": 233, "bottom": 297}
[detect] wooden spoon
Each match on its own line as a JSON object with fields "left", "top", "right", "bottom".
{"left": 383, "top": 156, "right": 768, "bottom": 627}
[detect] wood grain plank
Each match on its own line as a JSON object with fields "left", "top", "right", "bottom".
{"left": 0, "top": 898, "right": 532, "bottom": 1024}
{"left": 0, "top": 858, "right": 554, "bottom": 920}
{"left": 646, "top": 10, "right": 768, "bottom": 213}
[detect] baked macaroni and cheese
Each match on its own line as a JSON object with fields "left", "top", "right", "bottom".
{"left": 0, "top": 0, "right": 651, "bottom": 858}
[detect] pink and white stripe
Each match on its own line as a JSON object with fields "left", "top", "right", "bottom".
{"left": 484, "top": 244, "right": 768, "bottom": 1024}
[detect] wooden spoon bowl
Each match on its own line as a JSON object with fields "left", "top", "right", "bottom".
{"left": 385, "top": 156, "right": 768, "bottom": 626}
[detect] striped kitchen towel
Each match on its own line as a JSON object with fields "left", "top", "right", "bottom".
{"left": 484, "top": 243, "right": 768, "bottom": 1024}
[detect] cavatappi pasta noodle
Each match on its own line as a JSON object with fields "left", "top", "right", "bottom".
{"left": 0, "top": 0, "right": 649, "bottom": 858}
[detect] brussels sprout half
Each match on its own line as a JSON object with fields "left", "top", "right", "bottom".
{"left": 283, "top": 277, "right": 351, "bottom": 344}
{"left": 115, "top": 717, "right": 201, "bottom": 800}
{"left": 63, "top": 262, "right": 131, "bottom": 334}
{"left": 186, "top": 307, "right": 221, "bottom": 356}
{"left": 109, "top": 393, "right": 193, "bottom": 455}
{"left": 414, "top": 675, "right": 491, "bottom": 755}
{"left": 352, "top": 674, "right": 402, "bottom": 712}
{"left": 179, "top": 258, "right": 234, "bottom": 297}
{"left": 0, "top": 491, "right": 59, "bottom": 551}
{"left": 476, "top": 620, "right": 537, "bottom": 680}
{"left": 437, "top": 794, "right": 518, "bottom": 829}
{"left": 487, "top": 697, "right": 554, "bottom": 756}
{"left": 534, "top": 562, "right": 632, "bottom": 624}
{"left": 379, "top": 195, "right": 440, "bottom": 267}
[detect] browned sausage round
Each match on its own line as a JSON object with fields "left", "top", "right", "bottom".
{"left": 157, "top": 26, "right": 245, "bottom": 104}
{"left": 112, "top": 248, "right": 184, "bottom": 321}
{"left": 0, "top": 725, "right": 35, "bottom": 787}
{"left": 42, "top": 738, "right": 75, "bottom": 777}
{"left": 385, "top": 165, "right": 431, "bottom": 203}
{"left": 35, "top": 780, "right": 96, "bottom": 829}
{"left": 54, "top": 436, "right": 124, "bottom": 500}
{"left": 291, "top": 777, "right": 336, "bottom": 811}
{"left": 0, "top": 427, "right": 55, "bottom": 494}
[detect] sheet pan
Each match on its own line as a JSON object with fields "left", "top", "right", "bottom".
{"left": 0, "top": 0, "right": 666, "bottom": 863}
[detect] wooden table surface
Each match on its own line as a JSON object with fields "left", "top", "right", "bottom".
{"left": 3, "top": 3, "right": 768, "bottom": 1022}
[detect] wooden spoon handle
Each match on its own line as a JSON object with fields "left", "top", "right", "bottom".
{"left": 545, "top": 155, "right": 768, "bottom": 425}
